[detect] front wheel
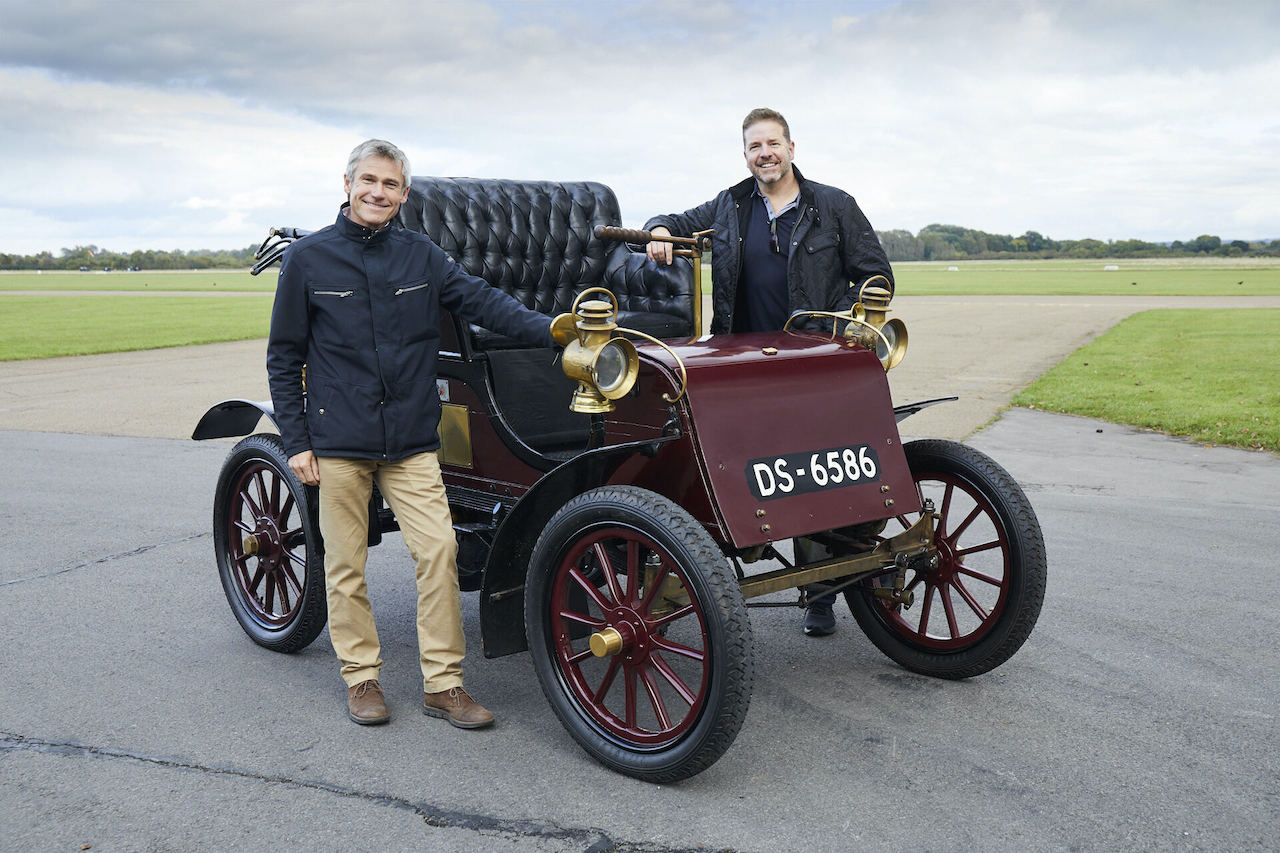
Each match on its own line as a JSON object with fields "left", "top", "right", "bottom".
{"left": 213, "top": 433, "right": 327, "bottom": 652}
{"left": 847, "top": 439, "right": 1046, "bottom": 679}
{"left": 526, "top": 486, "right": 753, "bottom": 783}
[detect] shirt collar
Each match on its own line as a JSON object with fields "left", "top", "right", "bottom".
{"left": 753, "top": 185, "right": 800, "bottom": 220}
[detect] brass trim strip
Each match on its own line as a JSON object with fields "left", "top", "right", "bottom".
{"left": 738, "top": 513, "right": 935, "bottom": 600}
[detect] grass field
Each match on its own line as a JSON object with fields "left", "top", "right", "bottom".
{"left": 3, "top": 259, "right": 1277, "bottom": 453}
{"left": 1014, "top": 309, "right": 1280, "bottom": 453}
{"left": 0, "top": 270, "right": 276, "bottom": 292}
{"left": 0, "top": 294, "right": 272, "bottom": 360}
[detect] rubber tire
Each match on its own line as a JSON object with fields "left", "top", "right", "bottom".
{"left": 526, "top": 486, "right": 753, "bottom": 783}
{"left": 213, "top": 433, "right": 327, "bottom": 652}
{"left": 847, "top": 439, "right": 1046, "bottom": 679}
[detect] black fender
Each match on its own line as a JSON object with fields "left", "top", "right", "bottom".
{"left": 893, "top": 396, "right": 958, "bottom": 423}
{"left": 192, "top": 399, "right": 279, "bottom": 441}
{"left": 479, "top": 433, "right": 680, "bottom": 658}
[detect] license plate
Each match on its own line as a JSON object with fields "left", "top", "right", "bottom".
{"left": 746, "top": 445, "right": 881, "bottom": 501}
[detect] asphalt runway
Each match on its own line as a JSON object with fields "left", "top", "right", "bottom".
{"left": 2, "top": 296, "right": 1278, "bottom": 850}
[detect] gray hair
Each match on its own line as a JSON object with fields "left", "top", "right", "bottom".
{"left": 345, "top": 139, "right": 412, "bottom": 189}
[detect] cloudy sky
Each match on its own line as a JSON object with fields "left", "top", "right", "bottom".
{"left": 2, "top": 0, "right": 1276, "bottom": 254}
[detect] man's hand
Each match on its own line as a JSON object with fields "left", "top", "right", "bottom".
{"left": 646, "top": 226, "right": 675, "bottom": 265}
{"left": 289, "top": 450, "right": 320, "bottom": 486}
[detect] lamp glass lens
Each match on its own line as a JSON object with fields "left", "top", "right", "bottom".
{"left": 594, "top": 341, "right": 628, "bottom": 392}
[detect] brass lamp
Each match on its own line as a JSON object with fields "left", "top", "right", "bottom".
{"left": 551, "top": 288, "right": 640, "bottom": 414}
{"left": 846, "top": 276, "right": 909, "bottom": 370}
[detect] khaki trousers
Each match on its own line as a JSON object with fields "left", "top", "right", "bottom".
{"left": 316, "top": 452, "right": 465, "bottom": 693}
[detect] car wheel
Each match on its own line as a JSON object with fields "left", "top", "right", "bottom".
{"left": 526, "top": 486, "right": 753, "bottom": 782}
{"left": 213, "top": 433, "right": 326, "bottom": 652}
{"left": 847, "top": 439, "right": 1046, "bottom": 679}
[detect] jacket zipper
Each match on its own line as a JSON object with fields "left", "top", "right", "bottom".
{"left": 315, "top": 289, "right": 354, "bottom": 297}
{"left": 394, "top": 283, "right": 429, "bottom": 295}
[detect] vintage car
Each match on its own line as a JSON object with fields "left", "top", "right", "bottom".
{"left": 193, "top": 177, "right": 1046, "bottom": 783}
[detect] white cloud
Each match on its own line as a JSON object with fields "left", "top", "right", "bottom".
{"left": 1, "top": 0, "right": 1277, "bottom": 254}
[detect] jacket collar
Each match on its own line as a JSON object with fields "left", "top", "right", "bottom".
{"left": 730, "top": 165, "right": 811, "bottom": 204}
{"left": 335, "top": 204, "right": 395, "bottom": 245}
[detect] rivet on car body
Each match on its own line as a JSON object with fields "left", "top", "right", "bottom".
{"left": 885, "top": 499, "right": 895, "bottom": 507}
{"left": 881, "top": 485, "right": 890, "bottom": 493}
{"left": 761, "top": 523, "right": 771, "bottom": 533}
{"left": 756, "top": 509, "right": 766, "bottom": 517}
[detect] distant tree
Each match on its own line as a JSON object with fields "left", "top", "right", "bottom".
{"left": 1187, "top": 234, "right": 1222, "bottom": 253}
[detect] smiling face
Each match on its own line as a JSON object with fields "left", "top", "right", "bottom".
{"left": 344, "top": 154, "right": 409, "bottom": 229}
{"left": 743, "top": 119, "right": 795, "bottom": 188}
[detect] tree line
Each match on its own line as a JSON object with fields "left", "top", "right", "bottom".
{"left": 2, "top": 227, "right": 1278, "bottom": 271}
{"left": 877, "top": 225, "right": 1279, "bottom": 261}
{"left": 0, "top": 245, "right": 259, "bottom": 271}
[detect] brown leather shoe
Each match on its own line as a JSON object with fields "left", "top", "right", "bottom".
{"left": 423, "top": 686, "right": 494, "bottom": 729}
{"left": 347, "top": 679, "right": 389, "bottom": 725}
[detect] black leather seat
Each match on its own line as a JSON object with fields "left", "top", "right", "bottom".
{"left": 397, "top": 177, "right": 696, "bottom": 346}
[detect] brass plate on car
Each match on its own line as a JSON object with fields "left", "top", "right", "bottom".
{"left": 438, "top": 403, "right": 473, "bottom": 468}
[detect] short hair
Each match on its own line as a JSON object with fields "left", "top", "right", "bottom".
{"left": 345, "top": 139, "right": 412, "bottom": 190}
{"left": 742, "top": 108, "right": 791, "bottom": 142}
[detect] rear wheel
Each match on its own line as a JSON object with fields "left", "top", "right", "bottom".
{"left": 847, "top": 439, "right": 1046, "bottom": 678}
{"left": 526, "top": 486, "right": 753, "bottom": 782}
{"left": 213, "top": 434, "right": 326, "bottom": 652}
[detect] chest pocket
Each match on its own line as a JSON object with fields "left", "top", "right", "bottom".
{"left": 308, "top": 284, "right": 371, "bottom": 351}
{"left": 393, "top": 276, "right": 431, "bottom": 296}
{"left": 804, "top": 231, "right": 840, "bottom": 254}
{"left": 389, "top": 276, "right": 436, "bottom": 344}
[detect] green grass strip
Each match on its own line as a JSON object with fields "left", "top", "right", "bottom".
{"left": 1013, "top": 309, "right": 1280, "bottom": 452}
{"left": 0, "top": 294, "right": 272, "bottom": 361}
{"left": 894, "top": 265, "right": 1280, "bottom": 296}
{"left": 0, "top": 270, "right": 276, "bottom": 292}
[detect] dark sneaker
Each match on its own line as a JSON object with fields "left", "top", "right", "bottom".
{"left": 347, "top": 679, "right": 390, "bottom": 725}
{"left": 803, "top": 600, "right": 837, "bottom": 637}
{"left": 423, "top": 686, "right": 495, "bottom": 729}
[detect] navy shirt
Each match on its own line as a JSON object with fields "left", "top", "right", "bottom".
{"left": 735, "top": 190, "right": 799, "bottom": 332}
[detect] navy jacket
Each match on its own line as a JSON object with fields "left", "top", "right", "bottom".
{"left": 267, "top": 208, "right": 553, "bottom": 461}
{"left": 644, "top": 167, "right": 893, "bottom": 333}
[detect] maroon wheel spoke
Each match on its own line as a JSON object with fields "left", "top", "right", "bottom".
{"left": 950, "top": 576, "right": 989, "bottom": 620}
{"left": 940, "top": 586, "right": 961, "bottom": 638}
{"left": 558, "top": 609, "right": 605, "bottom": 629}
{"left": 569, "top": 567, "right": 613, "bottom": 613}
{"left": 279, "top": 492, "right": 295, "bottom": 525}
{"left": 624, "top": 666, "right": 638, "bottom": 728}
{"left": 233, "top": 519, "right": 253, "bottom": 534}
{"left": 624, "top": 540, "right": 640, "bottom": 605}
{"left": 956, "top": 538, "right": 1001, "bottom": 558}
{"left": 566, "top": 646, "right": 595, "bottom": 665}
{"left": 949, "top": 504, "right": 984, "bottom": 542}
{"left": 650, "top": 634, "right": 705, "bottom": 663}
{"left": 956, "top": 563, "right": 1004, "bottom": 587}
{"left": 937, "top": 482, "right": 955, "bottom": 537}
{"left": 639, "top": 665, "right": 672, "bottom": 730}
{"left": 915, "top": 584, "right": 936, "bottom": 636}
{"left": 252, "top": 471, "right": 271, "bottom": 514}
{"left": 269, "top": 473, "right": 281, "bottom": 516}
{"left": 279, "top": 564, "right": 304, "bottom": 597}
{"left": 649, "top": 652, "right": 698, "bottom": 706}
{"left": 592, "top": 657, "right": 621, "bottom": 704}
{"left": 592, "top": 542, "right": 625, "bottom": 604}
{"left": 240, "top": 486, "right": 263, "bottom": 519}
{"left": 650, "top": 602, "right": 695, "bottom": 629}
{"left": 638, "top": 561, "right": 671, "bottom": 613}
{"left": 247, "top": 563, "right": 267, "bottom": 597}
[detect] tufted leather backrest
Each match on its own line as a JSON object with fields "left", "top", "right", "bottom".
{"left": 398, "top": 177, "right": 694, "bottom": 344}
